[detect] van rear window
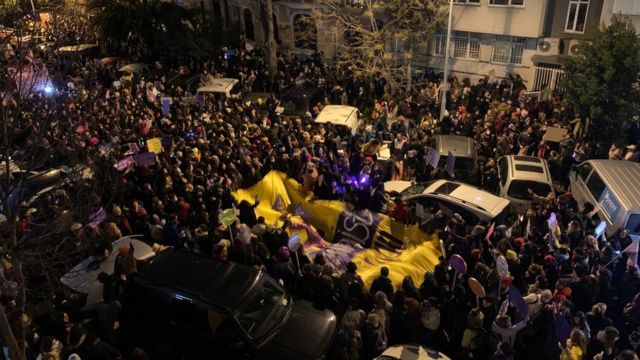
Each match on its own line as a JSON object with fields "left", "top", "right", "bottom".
{"left": 508, "top": 180, "right": 552, "bottom": 200}
{"left": 515, "top": 164, "right": 544, "bottom": 173}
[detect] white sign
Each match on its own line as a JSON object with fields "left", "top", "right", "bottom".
{"left": 426, "top": 147, "right": 439, "bottom": 169}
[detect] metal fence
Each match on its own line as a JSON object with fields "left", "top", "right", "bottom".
{"left": 532, "top": 63, "right": 566, "bottom": 92}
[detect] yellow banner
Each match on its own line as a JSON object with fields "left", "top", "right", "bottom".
{"left": 234, "top": 171, "right": 441, "bottom": 289}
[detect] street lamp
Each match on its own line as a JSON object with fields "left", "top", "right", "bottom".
{"left": 439, "top": 0, "right": 454, "bottom": 121}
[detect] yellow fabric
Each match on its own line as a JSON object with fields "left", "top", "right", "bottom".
{"left": 233, "top": 171, "right": 441, "bottom": 289}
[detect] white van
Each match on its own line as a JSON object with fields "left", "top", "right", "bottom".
{"left": 497, "top": 155, "right": 555, "bottom": 214}
{"left": 314, "top": 105, "right": 360, "bottom": 133}
{"left": 570, "top": 160, "right": 640, "bottom": 239}
{"left": 196, "top": 78, "right": 241, "bottom": 98}
{"left": 384, "top": 179, "right": 511, "bottom": 224}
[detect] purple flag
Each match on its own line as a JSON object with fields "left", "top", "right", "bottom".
{"left": 161, "top": 136, "right": 173, "bottom": 150}
{"left": 161, "top": 96, "right": 172, "bottom": 116}
{"left": 446, "top": 151, "right": 455, "bottom": 178}
{"left": 509, "top": 285, "right": 528, "bottom": 320}
{"left": 87, "top": 207, "right": 106, "bottom": 228}
{"left": 554, "top": 315, "right": 571, "bottom": 344}
{"left": 115, "top": 156, "right": 134, "bottom": 172}
{"left": 134, "top": 152, "right": 157, "bottom": 167}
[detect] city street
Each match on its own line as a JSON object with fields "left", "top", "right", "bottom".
{"left": 2, "top": 1, "right": 640, "bottom": 360}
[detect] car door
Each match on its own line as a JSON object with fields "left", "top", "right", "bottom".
{"left": 497, "top": 157, "right": 508, "bottom": 196}
{"left": 423, "top": 195, "right": 481, "bottom": 225}
{"left": 571, "top": 162, "right": 594, "bottom": 207}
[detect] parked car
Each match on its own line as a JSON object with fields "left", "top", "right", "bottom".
{"left": 496, "top": 155, "right": 555, "bottom": 214}
{"left": 1, "top": 165, "right": 93, "bottom": 220}
{"left": 385, "top": 179, "right": 510, "bottom": 225}
{"left": 374, "top": 344, "right": 452, "bottom": 360}
{"left": 197, "top": 78, "right": 241, "bottom": 99}
{"left": 125, "top": 249, "right": 337, "bottom": 360}
{"left": 570, "top": 160, "right": 640, "bottom": 239}
{"left": 276, "top": 84, "right": 325, "bottom": 119}
{"left": 434, "top": 135, "right": 478, "bottom": 185}
{"left": 60, "top": 236, "right": 155, "bottom": 309}
{"left": 314, "top": 105, "right": 360, "bottom": 134}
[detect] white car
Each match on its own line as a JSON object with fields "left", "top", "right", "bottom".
{"left": 196, "top": 78, "right": 241, "bottom": 99}
{"left": 497, "top": 155, "right": 555, "bottom": 214}
{"left": 385, "top": 179, "right": 511, "bottom": 224}
{"left": 374, "top": 344, "right": 451, "bottom": 360}
{"left": 61, "top": 236, "right": 155, "bottom": 309}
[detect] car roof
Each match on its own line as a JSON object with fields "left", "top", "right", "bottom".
{"left": 422, "top": 180, "right": 510, "bottom": 217}
{"left": 314, "top": 105, "right": 358, "bottom": 126}
{"left": 137, "top": 249, "right": 259, "bottom": 309}
{"left": 118, "top": 63, "right": 148, "bottom": 73}
{"left": 434, "top": 135, "right": 475, "bottom": 158}
{"left": 197, "top": 78, "right": 239, "bottom": 94}
{"left": 587, "top": 160, "right": 640, "bottom": 209}
{"left": 279, "top": 84, "right": 323, "bottom": 99}
{"left": 502, "top": 155, "right": 552, "bottom": 184}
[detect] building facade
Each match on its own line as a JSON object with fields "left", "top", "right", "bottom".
{"left": 210, "top": 0, "right": 623, "bottom": 92}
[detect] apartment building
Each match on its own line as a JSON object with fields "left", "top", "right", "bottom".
{"left": 210, "top": 0, "right": 621, "bottom": 92}
{"left": 601, "top": 0, "right": 640, "bottom": 29}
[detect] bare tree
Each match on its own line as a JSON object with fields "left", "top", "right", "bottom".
{"left": 1, "top": 12, "right": 115, "bottom": 359}
{"left": 315, "top": 0, "right": 446, "bottom": 95}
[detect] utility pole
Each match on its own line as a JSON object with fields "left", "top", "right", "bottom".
{"left": 266, "top": 0, "right": 278, "bottom": 83}
{"left": 439, "top": 0, "right": 454, "bottom": 120}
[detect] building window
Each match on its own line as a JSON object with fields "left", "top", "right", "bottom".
{"left": 452, "top": 31, "right": 480, "bottom": 60}
{"left": 492, "top": 36, "right": 526, "bottom": 64}
{"left": 432, "top": 30, "right": 446, "bottom": 56}
{"left": 454, "top": 0, "right": 480, "bottom": 4}
{"left": 489, "top": 0, "right": 524, "bottom": 5}
{"left": 243, "top": 9, "right": 255, "bottom": 41}
{"left": 566, "top": 0, "right": 589, "bottom": 33}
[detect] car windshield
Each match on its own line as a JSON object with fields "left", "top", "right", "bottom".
{"left": 280, "top": 98, "right": 308, "bottom": 115}
{"left": 403, "top": 184, "right": 427, "bottom": 198}
{"left": 235, "top": 276, "right": 290, "bottom": 340}
{"left": 507, "top": 180, "right": 552, "bottom": 200}
{"left": 438, "top": 156, "right": 475, "bottom": 171}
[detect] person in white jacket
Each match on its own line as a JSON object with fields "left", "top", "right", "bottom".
{"left": 492, "top": 299, "right": 528, "bottom": 345}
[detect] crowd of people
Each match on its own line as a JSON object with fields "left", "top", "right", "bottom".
{"left": 3, "top": 10, "right": 640, "bottom": 360}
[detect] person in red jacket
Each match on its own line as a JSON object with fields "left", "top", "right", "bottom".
{"left": 390, "top": 198, "right": 408, "bottom": 224}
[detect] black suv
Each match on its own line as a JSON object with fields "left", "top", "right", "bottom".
{"left": 126, "top": 249, "right": 336, "bottom": 360}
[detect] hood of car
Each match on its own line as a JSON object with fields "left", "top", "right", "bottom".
{"left": 263, "top": 300, "right": 336, "bottom": 360}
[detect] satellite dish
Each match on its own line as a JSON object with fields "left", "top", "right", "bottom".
{"left": 288, "top": 233, "right": 301, "bottom": 252}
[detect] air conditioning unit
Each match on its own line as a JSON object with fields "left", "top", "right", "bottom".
{"left": 537, "top": 37, "right": 561, "bottom": 56}
{"left": 567, "top": 39, "right": 591, "bottom": 56}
